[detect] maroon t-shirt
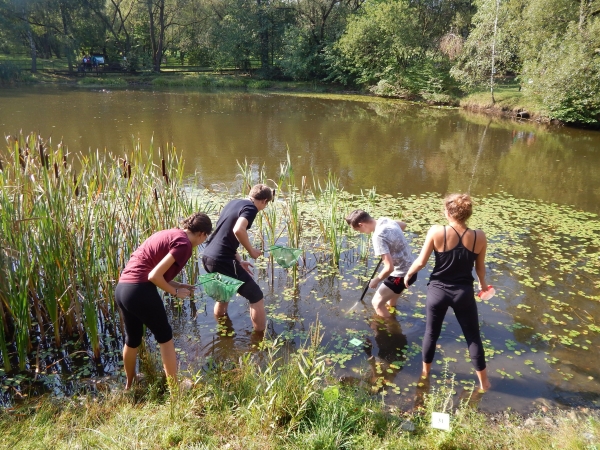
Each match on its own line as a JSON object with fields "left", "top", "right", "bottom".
{"left": 119, "top": 229, "right": 192, "bottom": 283}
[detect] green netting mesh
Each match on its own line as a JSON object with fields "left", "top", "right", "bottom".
{"left": 198, "top": 272, "right": 244, "bottom": 302}
{"left": 269, "top": 245, "right": 302, "bottom": 268}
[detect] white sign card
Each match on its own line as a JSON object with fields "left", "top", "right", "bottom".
{"left": 431, "top": 412, "right": 450, "bottom": 431}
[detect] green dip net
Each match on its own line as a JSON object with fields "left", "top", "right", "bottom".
{"left": 269, "top": 245, "right": 302, "bottom": 268}
{"left": 198, "top": 272, "right": 244, "bottom": 302}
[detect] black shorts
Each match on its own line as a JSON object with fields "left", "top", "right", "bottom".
{"left": 202, "top": 255, "right": 264, "bottom": 304}
{"left": 383, "top": 273, "right": 417, "bottom": 295}
{"left": 115, "top": 282, "right": 173, "bottom": 348}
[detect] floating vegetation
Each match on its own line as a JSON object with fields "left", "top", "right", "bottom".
{"left": 1, "top": 133, "right": 600, "bottom": 410}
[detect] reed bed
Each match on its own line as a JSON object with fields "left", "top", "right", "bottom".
{"left": 0, "top": 133, "right": 209, "bottom": 372}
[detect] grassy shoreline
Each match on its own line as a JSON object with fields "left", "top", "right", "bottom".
{"left": 1, "top": 335, "right": 598, "bottom": 450}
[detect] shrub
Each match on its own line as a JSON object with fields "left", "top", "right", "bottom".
{"left": 0, "top": 61, "right": 24, "bottom": 82}
{"left": 521, "top": 20, "right": 600, "bottom": 125}
{"left": 247, "top": 80, "right": 272, "bottom": 89}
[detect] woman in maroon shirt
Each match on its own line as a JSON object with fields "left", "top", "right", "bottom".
{"left": 116, "top": 212, "right": 212, "bottom": 389}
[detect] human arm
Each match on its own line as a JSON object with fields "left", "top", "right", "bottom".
{"left": 149, "top": 254, "right": 190, "bottom": 298}
{"left": 396, "top": 220, "right": 407, "bottom": 231}
{"left": 474, "top": 230, "right": 488, "bottom": 291}
{"left": 168, "top": 280, "right": 196, "bottom": 291}
{"left": 404, "top": 226, "right": 437, "bottom": 287}
{"left": 233, "top": 217, "right": 262, "bottom": 259}
{"left": 369, "top": 253, "right": 394, "bottom": 289}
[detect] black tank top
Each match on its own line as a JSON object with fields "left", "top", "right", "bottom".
{"left": 429, "top": 226, "right": 478, "bottom": 285}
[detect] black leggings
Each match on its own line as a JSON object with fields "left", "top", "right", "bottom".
{"left": 115, "top": 282, "right": 173, "bottom": 348}
{"left": 422, "top": 282, "right": 486, "bottom": 371}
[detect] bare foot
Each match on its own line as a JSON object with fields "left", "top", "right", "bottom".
{"left": 478, "top": 380, "right": 491, "bottom": 392}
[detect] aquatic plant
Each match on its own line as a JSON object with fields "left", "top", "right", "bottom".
{"left": 0, "top": 132, "right": 207, "bottom": 371}
{"left": 311, "top": 171, "right": 349, "bottom": 266}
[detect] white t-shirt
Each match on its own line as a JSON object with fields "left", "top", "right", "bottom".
{"left": 372, "top": 217, "right": 413, "bottom": 277}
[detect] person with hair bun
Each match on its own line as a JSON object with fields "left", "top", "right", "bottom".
{"left": 115, "top": 212, "right": 213, "bottom": 389}
{"left": 404, "top": 194, "right": 491, "bottom": 391}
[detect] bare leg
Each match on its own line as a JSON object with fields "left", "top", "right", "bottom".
{"left": 476, "top": 368, "right": 491, "bottom": 392}
{"left": 249, "top": 299, "right": 266, "bottom": 331}
{"left": 214, "top": 300, "right": 229, "bottom": 317}
{"left": 250, "top": 329, "right": 265, "bottom": 347}
{"left": 371, "top": 285, "right": 399, "bottom": 318}
{"left": 414, "top": 371, "right": 431, "bottom": 410}
{"left": 123, "top": 344, "right": 138, "bottom": 389}
{"left": 159, "top": 339, "right": 178, "bottom": 384}
{"left": 422, "top": 361, "right": 432, "bottom": 378}
{"left": 387, "top": 295, "right": 401, "bottom": 308}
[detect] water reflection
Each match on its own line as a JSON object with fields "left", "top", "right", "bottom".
{"left": 1, "top": 86, "right": 599, "bottom": 212}
{"left": 365, "top": 315, "right": 407, "bottom": 388}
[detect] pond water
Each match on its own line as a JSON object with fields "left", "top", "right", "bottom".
{"left": 1, "top": 85, "right": 600, "bottom": 414}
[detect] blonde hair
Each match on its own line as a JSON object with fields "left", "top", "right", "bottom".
{"left": 444, "top": 193, "right": 472, "bottom": 223}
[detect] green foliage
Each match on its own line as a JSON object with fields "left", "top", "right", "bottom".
{"left": 77, "top": 76, "right": 128, "bottom": 86}
{"left": 450, "top": 0, "right": 520, "bottom": 90}
{"left": 327, "top": 0, "right": 462, "bottom": 101}
{"left": 279, "top": 25, "right": 325, "bottom": 81}
{"left": 247, "top": 79, "right": 271, "bottom": 89}
{"left": 328, "top": 0, "right": 422, "bottom": 86}
{"left": 521, "top": 19, "right": 600, "bottom": 125}
{"left": 369, "top": 56, "right": 460, "bottom": 101}
{"left": 0, "top": 61, "right": 24, "bottom": 82}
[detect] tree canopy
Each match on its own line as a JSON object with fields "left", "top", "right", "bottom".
{"left": 0, "top": 0, "right": 599, "bottom": 125}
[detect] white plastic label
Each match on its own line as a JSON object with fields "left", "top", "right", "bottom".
{"left": 431, "top": 412, "right": 450, "bottom": 431}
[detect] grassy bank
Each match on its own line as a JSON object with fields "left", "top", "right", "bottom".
{"left": 1, "top": 331, "right": 598, "bottom": 450}
{"left": 460, "top": 82, "right": 550, "bottom": 123}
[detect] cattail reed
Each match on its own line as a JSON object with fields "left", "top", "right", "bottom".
{"left": 0, "top": 131, "right": 201, "bottom": 373}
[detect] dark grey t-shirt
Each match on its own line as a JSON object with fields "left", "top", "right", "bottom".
{"left": 203, "top": 199, "right": 258, "bottom": 261}
{"left": 372, "top": 217, "right": 413, "bottom": 277}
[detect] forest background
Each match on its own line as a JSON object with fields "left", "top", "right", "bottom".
{"left": 0, "top": 0, "right": 599, "bottom": 126}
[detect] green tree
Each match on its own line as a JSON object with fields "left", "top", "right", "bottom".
{"left": 450, "top": 0, "right": 520, "bottom": 94}
{"left": 522, "top": 18, "right": 600, "bottom": 124}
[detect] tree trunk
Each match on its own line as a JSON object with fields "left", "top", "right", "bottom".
{"left": 156, "top": 0, "right": 165, "bottom": 73}
{"left": 24, "top": 10, "right": 37, "bottom": 73}
{"left": 257, "top": 0, "right": 269, "bottom": 74}
{"left": 59, "top": 2, "right": 73, "bottom": 74}
{"left": 148, "top": 0, "right": 166, "bottom": 73}
{"left": 147, "top": 0, "right": 158, "bottom": 72}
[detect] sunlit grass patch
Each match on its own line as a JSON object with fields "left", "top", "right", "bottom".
{"left": 461, "top": 81, "right": 547, "bottom": 119}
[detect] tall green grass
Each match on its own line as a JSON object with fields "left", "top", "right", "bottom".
{"left": 0, "top": 133, "right": 208, "bottom": 371}
{"left": 312, "top": 172, "right": 349, "bottom": 267}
